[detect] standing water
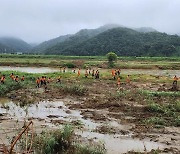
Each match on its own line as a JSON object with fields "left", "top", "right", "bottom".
{"left": 0, "top": 99, "right": 165, "bottom": 153}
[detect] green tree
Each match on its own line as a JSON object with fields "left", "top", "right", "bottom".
{"left": 106, "top": 52, "right": 117, "bottom": 67}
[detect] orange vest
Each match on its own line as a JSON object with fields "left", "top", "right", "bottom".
{"left": 36, "top": 79, "right": 40, "bottom": 84}
{"left": 117, "top": 77, "right": 120, "bottom": 85}
{"left": 112, "top": 70, "right": 115, "bottom": 76}
{"left": 174, "top": 76, "right": 178, "bottom": 81}
{"left": 1, "top": 76, "right": 5, "bottom": 81}
{"left": 126, "top": 76, "right": 130, "bottom": 83}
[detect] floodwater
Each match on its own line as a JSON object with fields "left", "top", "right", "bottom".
{"left": 0, "top": 66, "right": 179, "bottom": 76}
{"left": 0, "top": 66, "right": 60, "bottom": 73}
{"left": 0, "top": 99, "right": 164, "bottom": 153}
{"left": 121, "top": 69, "right": 180, "bottom": 77}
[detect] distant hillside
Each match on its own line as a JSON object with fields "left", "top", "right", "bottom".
{"left": 32, "top": 34, "right": 72, "bottom": 53}
{"left": 0, "top": 42, "right": 14, "bottom": 53}
{"left": 44, "top": 27, "right": 180, "bottom": 56}
{"left": 0, "top": 37, "right": 32, "bottom": 53}
{"left": 32, "top": 24, "right": 120, "bottom": 53}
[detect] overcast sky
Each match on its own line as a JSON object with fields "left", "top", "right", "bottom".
{"left": 0, "top": 0, "right": 180, "bottom": 43}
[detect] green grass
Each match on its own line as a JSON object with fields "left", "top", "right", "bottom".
{"left": 54, "top": 84, "right": 88, "bottom": 96}
{"left": 23, "top": 125, "right": 106, "bottom": 154}
{"left": 0, "top": 54, "right": 180, "bottom": 69}
{"left": 144, "top": 117, "right": 166, "bottom": 126}
{"left": 141, "top": 90, "right": 180, "bottom": 97}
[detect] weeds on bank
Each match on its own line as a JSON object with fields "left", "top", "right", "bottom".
{"left": 146, "top": 101, "right": 180, "bottom": 126}
{"left": 55, "top": 84, "right": 88, "bottom": 96}
{"left": 21, "top": 125, "right": 106, "bottom": 154}
{"left": 144, "top": 117, "right": 166, "bottom": 126}
{"left": 0, "top": 81, "right": 24, "bottom": 96}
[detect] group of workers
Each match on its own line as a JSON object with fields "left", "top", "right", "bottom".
{"left": 76, "top": 69, "right": 100, "bottom": 79}
{"left": 0, "top": 73, "right": 25, "bottom": 84}
{"left": 0, "top": 69, "right": 179, "bottom": 88}
{"left": 111, "top": 69, "right": 130, "bottom": 86}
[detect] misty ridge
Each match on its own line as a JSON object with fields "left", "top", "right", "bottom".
{"left": 0, "top": 24, "right": 180, "bottom": 57}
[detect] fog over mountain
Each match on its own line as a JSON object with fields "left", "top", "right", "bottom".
{"left": 0, "top": 0, "right": 180, "bottom": 43}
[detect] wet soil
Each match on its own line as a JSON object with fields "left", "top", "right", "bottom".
{"left": 0, "top": 76, "right": 180, "bottom": 153}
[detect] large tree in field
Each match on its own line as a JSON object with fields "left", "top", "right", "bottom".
{"left": 106, "top": 52, "right": 117, "bottom": 67}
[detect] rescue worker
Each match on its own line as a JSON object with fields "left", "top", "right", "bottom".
{"left": 117, "top": 69, "right": 121, "bottom": 76}
{"left": 126, "top": 75, "right": 130, "bottom": 84}
{"left": 173, "top": 75, "right": 178, "bottom": 86}
{"left": 40, "top": 76, "right": 44, "bottom": 86}
{"left": 95, "top": 70, "right": 99, "bottom": 79}
{"left": 89, "top": 68, "right": 91, "bottom": 75}
{"left": 44, "top": 76, "right": 47, "bottom": 85}
{"left": 96, "top": 70, "right": 100, "bottom": 79}
{"left": 21, "top": 75, "right": 25, "bottom": 81}
{"left": 112, "top": 69, "right": 116, "bottom": 80}
{"left": 73, "top": 69, "right": 76, "bottom": 73}
{"left": 63, "top": 67, "right": 66, "bottom": 73}
{"left": 77, "top": 69, "right": 81, "bottom": 77}
{"left": 117, "top": 77, "right": 120, "bottom": 86}
{"left": 92, "top": 69, "right": 95, "bottom": 78}
{"left": 10, "top": 73, "right": 15, "bottom": 80}
{"left": 1, "top": 75, "right": 5, "bottom": 84}
{"left": 85, "top": 69, "right": 88, "bottom": 78}
{"left": 57, "top": 76, "right": 61, "bottom": 83}
{"left": 15, "top": 76, "right": 19, "bottom": 82}
{"left": 36, "top": 77, "right": 40, "bottom": 88}
{"left": 47, "top": 77, "right": 51, "bottom": 83}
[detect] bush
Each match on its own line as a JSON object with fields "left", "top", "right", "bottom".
{"left": 57, "top": 84, "right": 88, "bottom": 96}
{"left": 106, "top": 52, "right": 117, "bottom": 68}
{"left": 175, "top": 116, "right": 180, "bottom": 126}
{"left": 64, "top": 62, "right": 76, "bottom": 68}
{"left": 27, "top": 125, "right": 106, "bottom": 154}
{"left": 0, "top": 81, "right": 24, "bottom": 96}
{"left": 147, "top": 103, "right": 164, "bottom": 113}
{"left": 33, "top": 125, "right": 74, "bottom": 154}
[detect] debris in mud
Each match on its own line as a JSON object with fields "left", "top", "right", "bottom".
{"left": 47, "top": 115, "right": 60, "bottom": 118}
{"left": 51, "top": 119, "right": 67, "bottom": 125}
{"left": 95, "top": 125, "right": 130, "bottom": 135}
{"left": 81, "top": 110, "right": 107, "bottom": 121}
{"left": 65, "top": 109, "right": 72, "bottom": 114}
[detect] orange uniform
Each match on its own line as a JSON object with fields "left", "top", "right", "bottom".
{"left": 126, "top": 75, "right": 130, "bottom": 84}
{"left": 10, "top": 74, "right": 15, "bottom": 80}
{"left": 117, "top": 77, "right": 120, "bottom": 85}
{"left": 85, "top": 70, "right": 88, "bottom": 78}
{"left": 36, "top": 78, "right": 40, "bottom": 84}
{"left": 1, "top": 76, "right": 5, "bottom": 83}
{"left": 112, "top": 70, "right": 115, "bottom": 76}
{"left": 36, "top": 78, "right": 40, "bottom": 88}
{"left": 174, "top": 76, "right": 178, "bottom": 81}
{"left": 47, "top": 78, "right": 51, "bottom": 83}
{"left": 21, "top": 76, "right": 25, "bottom": 81}
{"left": 15, "top": 76, "right": 19, "bottom": 82}
{"left": 78, "top": 69, "right": 80, "bottom": 76}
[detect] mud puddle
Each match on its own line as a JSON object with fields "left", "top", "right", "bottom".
{"left": 0, "top": 99, "right": 164, "bottom": 153}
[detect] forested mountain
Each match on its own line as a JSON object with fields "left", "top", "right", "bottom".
{"left": 0, "top": 42, "right": 14, "bottom": 53}
{"left": 32, "top": 24, "right": 120, "bottom": 53}
{"left": 0, "top": 37, "right": 32, "bottom": 53}
{"left": 44, "top": 27, "right": 180, "bottom": 56}
{"left": 135, "top": 27, "right": 157, "bottom": 33}
{"left": 1, "top": 25, "right": 180, "bottom": 56}
{"left": 32, "top": 34, "right": 72, "bottom": 53}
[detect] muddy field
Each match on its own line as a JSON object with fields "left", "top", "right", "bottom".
{"left": 0, "top": 66, "right": 180, "bottom": 154}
